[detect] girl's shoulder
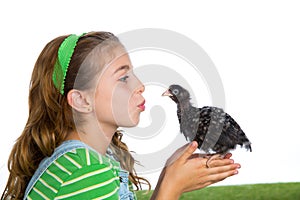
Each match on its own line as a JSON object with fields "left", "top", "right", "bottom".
{"left": 27, "top": 147, "right": 121, "bottom": 199}
{"left": 60, "top": 147, "right": 121, "bottom": 170}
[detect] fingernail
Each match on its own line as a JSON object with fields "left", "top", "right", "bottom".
{"left": 190, "top": 141, "right": 197, "bottom": 147}
{"left": 234, "top": 170, "right": 239, "bottom": 175}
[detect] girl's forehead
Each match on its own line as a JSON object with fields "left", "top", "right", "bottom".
{"left": 108, "top": 53, "right": 131, "bottom": 69}
{"left": 100, "top": 52, "right": 132, "bottom": 75}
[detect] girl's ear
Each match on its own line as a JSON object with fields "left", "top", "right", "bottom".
{"left": 67, "top": 89, "right": 93, "bottom": 113}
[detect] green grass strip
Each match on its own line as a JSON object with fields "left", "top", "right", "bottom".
{"left": 135, "top": 182, "right": 300, "bottom": 200}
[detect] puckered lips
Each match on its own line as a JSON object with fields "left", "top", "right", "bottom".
{"left": 138, "top": 100, "right": 146, "bottom": 111}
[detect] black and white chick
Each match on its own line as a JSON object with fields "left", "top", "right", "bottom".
{"left": 162, "top": 84, "right": 252, "bottom": 167}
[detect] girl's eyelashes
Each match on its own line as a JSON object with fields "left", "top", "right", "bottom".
{"left": 119, "top": 75, "right": 129, "bottom": 82}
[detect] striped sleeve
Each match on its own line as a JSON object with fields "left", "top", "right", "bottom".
{"left": 27, "top": 148, "right": 121, "bottom": 200}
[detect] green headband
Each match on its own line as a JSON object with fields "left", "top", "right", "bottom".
{"left": 52, "top": 34, "right": 83, "bottom": 95}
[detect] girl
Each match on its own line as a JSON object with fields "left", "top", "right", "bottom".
{"left": 1, "top": 31, "right": 240, "bottom": 199}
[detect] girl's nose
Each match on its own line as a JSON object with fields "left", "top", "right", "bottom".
{"left": 132, "top": 73, "right": 145, "bottom": 94}
{"left": 136, "top": 78, "right": 145, "bottom": 94}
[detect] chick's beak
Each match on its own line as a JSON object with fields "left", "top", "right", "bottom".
{"left": 162, "top": 89, "right": 173, "bottom": 97}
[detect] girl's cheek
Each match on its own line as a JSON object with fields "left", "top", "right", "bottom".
{"left": 111, "top": 84, "right": 131, "bottom": 109}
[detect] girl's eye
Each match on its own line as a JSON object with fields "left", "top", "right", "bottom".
{"left": 119, "top": 75, "right": 129, "bottom": 82}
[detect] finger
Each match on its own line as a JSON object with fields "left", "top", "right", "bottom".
{"left": 207, "top": 158, "right": 235, "bottom": 168}
{"left": 206, "top": 154, "right": 222, "bottom": 168}
{"left": 187, "top": 167, "right": 238, "bottom": 192}
{"left": 224, "top": 153, "right": 232, "bottom": 159}
{"left": 208, "top": 163, "right": 241, "bottom": 175}
{"left": 165, "top": 143, "right": 191, "bottom": 166}
{"left": 207, "top": 169, "right": 239, "bottom": 182}
{"left": 178, "top": 141, "right": 198, "bottom": 164}
{"left": 198, "top": 167, "right": 239, "bottom": 187}
{"left": 189, "top": 153, "right": 205, "bottom": 160}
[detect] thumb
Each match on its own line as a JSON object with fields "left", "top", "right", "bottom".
{"left": 178, "top": 141, "right": 198, "bottom": 164}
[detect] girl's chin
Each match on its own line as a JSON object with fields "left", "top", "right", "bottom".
{"left": 119, "top": 118, "right": 140, "bottom": 128}
{"left": 113, "top": 111, "right": 141, "bottom": 127}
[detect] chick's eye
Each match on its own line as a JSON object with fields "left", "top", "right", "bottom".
{"left": 173, "top": 89, "right": 179, "bottom": 95}
{"left": 119, "top": 75, "right": 129, "bottom": 82}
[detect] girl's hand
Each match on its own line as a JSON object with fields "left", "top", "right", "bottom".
{"left": 152, "top": 141, "right": 240, "bottom": 200}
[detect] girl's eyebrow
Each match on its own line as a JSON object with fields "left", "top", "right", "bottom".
{"left": 113, "top": 65, "right": 130, "bottom": 74}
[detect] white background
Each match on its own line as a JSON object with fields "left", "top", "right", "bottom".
{"left": 1, "top": 0, "right": 300, "bottom": 192}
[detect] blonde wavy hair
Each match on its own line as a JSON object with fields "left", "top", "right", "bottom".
{"left": 1, "top": 32, "right": 150, "bottom": 200}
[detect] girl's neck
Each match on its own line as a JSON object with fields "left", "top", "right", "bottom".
{"left": 66, "top": 122, "right": 117, "bottom": 155}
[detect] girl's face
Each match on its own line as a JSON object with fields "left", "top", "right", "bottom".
{"left": 93, "top": 51, "right": 145, "bottom": 132}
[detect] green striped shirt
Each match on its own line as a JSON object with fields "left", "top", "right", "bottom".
{"left": 27, "top": 148, "right": 123, "bottom": 199}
